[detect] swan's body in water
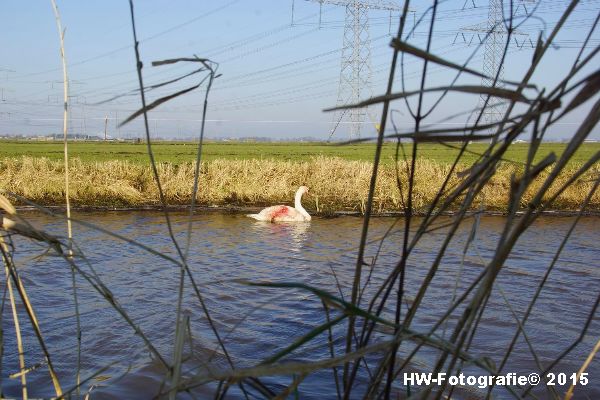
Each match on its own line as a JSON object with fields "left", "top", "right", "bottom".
{"left": 247, "top": 186, "right": 311, "bottom": 222}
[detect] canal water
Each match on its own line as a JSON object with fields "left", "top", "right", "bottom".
{"left": 2, "top": 212, "right": 599, "bottom": 398}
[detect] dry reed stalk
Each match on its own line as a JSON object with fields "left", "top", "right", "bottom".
{"left": 8, "top": 260, "right": 63, "bottom": 396}
{"left": 168, "top": 315, "right": 188, "bottom": 400}
{"left": 1, "top": 238, "right": 27, "bottom": 400}
{"left": 49, "top": 0, "right": 73, "bottom": 251}
{"left": 0, "top": 194, "right": 16, "bottom": 215}
{"left": 49, "top": 1, "right": 81, "bottom": 394}
{"left": 565, "top": 338, "right": 600, "bottom": 400}
{"left": 0, "top": 225, "right": 63, "bottom": 397}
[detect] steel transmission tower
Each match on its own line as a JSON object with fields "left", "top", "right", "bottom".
{"left": 459, "top": 0, "right": 533, "bottom": 127}
{"left": 480, "top": 0, "right": 507, "bottom": 126}
{"left": 305, "top": 0, "right": 401, "bottom": 139}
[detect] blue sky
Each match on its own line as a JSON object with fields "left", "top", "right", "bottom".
{"left": 0, "top": 0, "right": 598, "bottom": 140}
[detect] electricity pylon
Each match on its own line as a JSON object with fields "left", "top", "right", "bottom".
{"left": 304, "top": 0, "right": 402, "bottom": 139}
{"left": 480, "top": 0, "right": 507, "bottom": 126}
{"left": 458, "top": 0, "right": 534, "bottom": 128}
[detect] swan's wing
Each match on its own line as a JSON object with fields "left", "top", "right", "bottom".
{"left": 271, "top": 207, "right": 307, "bottom": 222}
{"left": 262, "top": 205, "right": 291, "bottom": 218}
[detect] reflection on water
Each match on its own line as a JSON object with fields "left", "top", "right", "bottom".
{"left": 2, "top": 212, "right": 599, "bottom": 399}
{"left": 248, "top": 220, "right": 311, "bottom": 253}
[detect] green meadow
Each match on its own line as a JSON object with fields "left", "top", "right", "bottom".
{"left": 1, "top": 140, "right": 597, "bottom": 165}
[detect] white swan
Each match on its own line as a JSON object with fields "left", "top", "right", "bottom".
{"left": 247, "top": 186, "right": 311, "bottom": 222}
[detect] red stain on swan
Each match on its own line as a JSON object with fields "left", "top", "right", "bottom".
{"left": 270, "top": 206, "right": 289, "bottom": 221}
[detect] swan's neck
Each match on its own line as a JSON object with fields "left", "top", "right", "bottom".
{"left": 294, "top": 190, "right": 311, "bottom": 221}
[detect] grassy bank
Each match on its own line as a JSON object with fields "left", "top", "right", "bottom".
{"left": 1, "top": 156, "right": 597, "bottom": 212}
{"left": 1, "top": 140, "right": 598, "bottom": 165}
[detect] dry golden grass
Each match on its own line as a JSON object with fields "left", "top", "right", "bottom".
{"left": 0, "top": 156, "right": 597, "bottom": 212}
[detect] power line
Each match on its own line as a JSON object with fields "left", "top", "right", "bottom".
{"left": 12, "top": 1, "right": 242, "bottom": 79}
{"left": 52, "top": 8, "right": 340, "bottom": 104}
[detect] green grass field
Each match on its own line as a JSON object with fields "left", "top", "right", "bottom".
{"left": 1, "top": 140, "right": 598, "bottom": 166}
